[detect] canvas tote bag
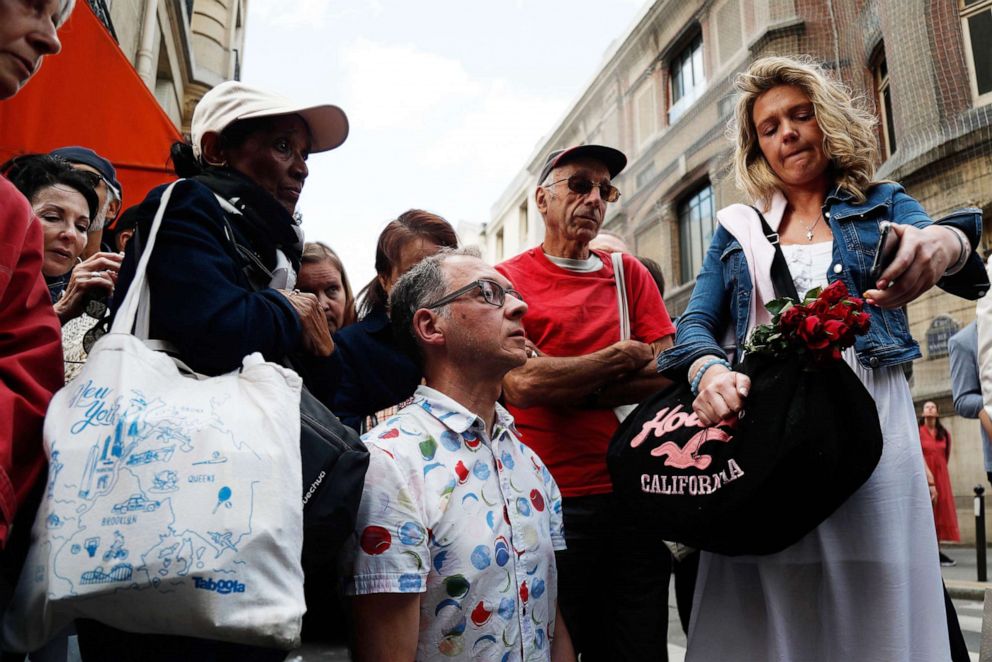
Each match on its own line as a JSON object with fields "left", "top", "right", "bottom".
{"left": 3, "top": 182, "right": 306, "bottom": 651}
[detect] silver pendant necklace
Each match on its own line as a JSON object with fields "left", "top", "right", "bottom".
{"left": 802, "top": 213, "right": 822, "bottom": 241}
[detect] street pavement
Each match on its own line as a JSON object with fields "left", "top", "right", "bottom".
{"left": 941, "top": 545, "right": 990, "bottom": 661}
{"left": 291, "top": 547, "right": 989, "bottom": 661}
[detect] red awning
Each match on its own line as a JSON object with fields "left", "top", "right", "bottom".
{"left": 0, "top": 2, "right": 183, "bottom": 214}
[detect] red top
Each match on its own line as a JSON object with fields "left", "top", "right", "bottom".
{"left": 497, "top": 248, "right": 675, "bottom": 497}
{"left": 0, "top": 177, "right": 64, "bottom": 546}
{"left": 919, "top": 423, "right": 960, "bottom": 541}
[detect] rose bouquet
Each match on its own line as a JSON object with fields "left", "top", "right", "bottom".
{"left": 745, "top": 279, "right": 871, "bottom": 363}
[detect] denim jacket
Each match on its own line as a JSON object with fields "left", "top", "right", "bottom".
{"left": 658, "top": 182, "right": 987, "bottom": 379}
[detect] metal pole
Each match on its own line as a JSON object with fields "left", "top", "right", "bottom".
{"left": 975, "top": 485, "right": 987, "bottom": 583}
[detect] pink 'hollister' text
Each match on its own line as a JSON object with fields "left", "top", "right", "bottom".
{"left": 629, "top": 404, "right": 700, "bottom": 449}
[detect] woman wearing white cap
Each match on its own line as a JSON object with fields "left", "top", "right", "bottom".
{"left": 76, "top": 81, "right": 349, "bottom": 661}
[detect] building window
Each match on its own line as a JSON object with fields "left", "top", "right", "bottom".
{"left": 873, "top": 48, "right": 897, "bottom": 158}
{"left": 962, "top": 0, "right": 992, "bottom": 102}
{"left": 678, "top": 183, "right": 715, "bottom": 284}
{"left": 669, "top": 32, "right": 705, "bottom": 124}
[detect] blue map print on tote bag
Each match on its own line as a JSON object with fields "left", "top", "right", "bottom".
{"left": 44, "top": 378, "right": 261, "bottom": 596}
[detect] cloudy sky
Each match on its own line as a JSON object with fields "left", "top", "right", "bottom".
{"left": 243, "top": 0, "right": 648, "bottom": 287}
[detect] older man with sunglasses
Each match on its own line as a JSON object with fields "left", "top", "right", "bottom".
{"left": 497, "top": 145, "right": 677, "bottom": 660}
{"left": 344, "top": 249, "right": 574, "bottom": 661}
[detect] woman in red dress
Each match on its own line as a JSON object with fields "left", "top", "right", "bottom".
{"left": 919, "top": 401, "right": 960, "bottom": 564}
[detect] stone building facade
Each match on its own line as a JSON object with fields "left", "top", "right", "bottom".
{"left": 480, "top": 0, "right": 992, "bottom": 542}
{"left": 94, "top": 0, "right": 246, "bottom": 130}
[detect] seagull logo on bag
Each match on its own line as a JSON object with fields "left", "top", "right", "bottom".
{"left": 629, "top": 403, "right": 745, "bottom": 495}
{"left": 651, "top": 428, "right": 733, "bottom": 469}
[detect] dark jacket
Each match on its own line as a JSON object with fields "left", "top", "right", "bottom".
{"left": 111, "top": 179, "right": 302, "bottom": 376}
{"left": 329, "top": 306, "right": 421, "bottom": 431}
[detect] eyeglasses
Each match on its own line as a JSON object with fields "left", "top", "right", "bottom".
{"left": 544, "top": 175, "right": 621, "bottom": 203}
{"left": 423, "top": 278, "right": 524, "bottom": 310}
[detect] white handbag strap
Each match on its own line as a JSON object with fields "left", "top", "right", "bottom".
{"left": 110, "top": 180, "right": 181, "bottom": 336}
{"left": 612, "top": 251, "right": 631, "bottom": 341}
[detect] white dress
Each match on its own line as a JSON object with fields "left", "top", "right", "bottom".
{"left": 685, "top": 241, "right": 951, "bottom": 662}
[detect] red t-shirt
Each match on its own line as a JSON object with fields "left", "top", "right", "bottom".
{"left": 496, "top": 248, "right": 675, "bottom": 497}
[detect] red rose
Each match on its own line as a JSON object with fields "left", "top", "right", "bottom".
{"left": 847, "top": 296, "right": 865, "bottom": 311}
{"left": 827, "top": 303, "right": 852, "bottom": 322}
{"left": 822, "top": 319, "right": 849, "bottom": 341}
{"left": 798, "top": 316, "right": 831, "bottom": 350}
{"left": 820, "top": 280, "right": 848, "bottom": 304}
{"left": 798, "top": 315, "right": 822, "bottom": 340}
{"left": 812, "top": 298, "right": 832, "bottom": 316}
{"left": 780, "top": 306, "right": 805, "bottom": 332}
{"left": 851, "top": 311, "right": 871, "bottom": 333}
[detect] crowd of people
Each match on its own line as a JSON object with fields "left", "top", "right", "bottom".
{"left": 1, "top": 1, "right": 990, "bottom": 661}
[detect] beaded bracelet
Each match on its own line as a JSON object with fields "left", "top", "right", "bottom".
{"left": 690, "top": 357, "right": 732, "bottom": 395}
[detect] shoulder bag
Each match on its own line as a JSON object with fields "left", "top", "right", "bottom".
{"left": 4, "top": 182, "right": 307, "bottom": 651}
{"left": 215, "top": 209, "right": 369, "bottom": 640}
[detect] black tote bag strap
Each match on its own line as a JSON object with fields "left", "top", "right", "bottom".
{"left": 749, "top": 206, "right": 801, "bottom": 302}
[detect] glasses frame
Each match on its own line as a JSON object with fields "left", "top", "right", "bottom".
{"left": 544, "top": 175, "right": 621, "bottom": 203}
{"left": 422, "top": 278, "right": 523, "bottom": 310}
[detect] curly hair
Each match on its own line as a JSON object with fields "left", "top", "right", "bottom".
{"left": 730, "top": 55, "right": 879, "bottom": 205}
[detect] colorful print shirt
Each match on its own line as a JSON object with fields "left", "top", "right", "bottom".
{"left": 343, "top": 385, "right": 566, "bottom": 661}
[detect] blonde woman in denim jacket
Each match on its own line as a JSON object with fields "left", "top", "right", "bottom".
{"left": 657, "top": 56, "right": 986, "bottom": 662}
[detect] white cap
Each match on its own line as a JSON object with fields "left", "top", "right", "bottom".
{"left": 190, "top": 81, "right": 349, "bottom": 159}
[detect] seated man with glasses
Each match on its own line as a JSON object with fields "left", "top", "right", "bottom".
{"left": 343, "top": 248, "right": 574, "bottom": 662}
{"left": 496, "top": 144, "right": 677, "bottom": 660}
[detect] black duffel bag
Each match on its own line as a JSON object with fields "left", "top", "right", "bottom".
{"left": 607, "top": 205, "right": 882, "bottom": 556}
{"left": 212, "top": 215, "right": 370, "bottom": 640}
{"left": 606, "top": 350, "right": 882, "bottom": 556}
{"left": 297, "top": 385, "right": 369, "bottom": 640}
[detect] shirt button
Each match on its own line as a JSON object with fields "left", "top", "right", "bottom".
{"left": 833, "top": 263, "right": 843, "bottom": 274}
{"left": 980, "top": 291, "right": 988, "bottom": 297}
{"left": 869, "top": 357, "right": 880, "bottom": 368}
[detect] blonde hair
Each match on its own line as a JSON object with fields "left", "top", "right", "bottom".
{"left": 301, "top": 242, "right": 357, "bottom": 329}
{"left": 731, "top": 55, "right": 879, "bottom": 205}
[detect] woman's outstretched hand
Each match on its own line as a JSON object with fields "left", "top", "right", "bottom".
{"left": 864, "top": 224, "right": 961, "bottom": 309}
{"left": 692, "top": 365, "right": 751, "bottom": 427}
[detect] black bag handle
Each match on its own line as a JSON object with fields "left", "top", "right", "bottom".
{"left": 749, "top": 206, "right": 801, "bottom": 302}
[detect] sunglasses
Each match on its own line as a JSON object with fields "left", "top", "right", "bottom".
{"left": 423, "top": 278, "right": 524, "bottom": 310}
{"left": 544, "top": 175, "right": 621, "bottom": 203}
